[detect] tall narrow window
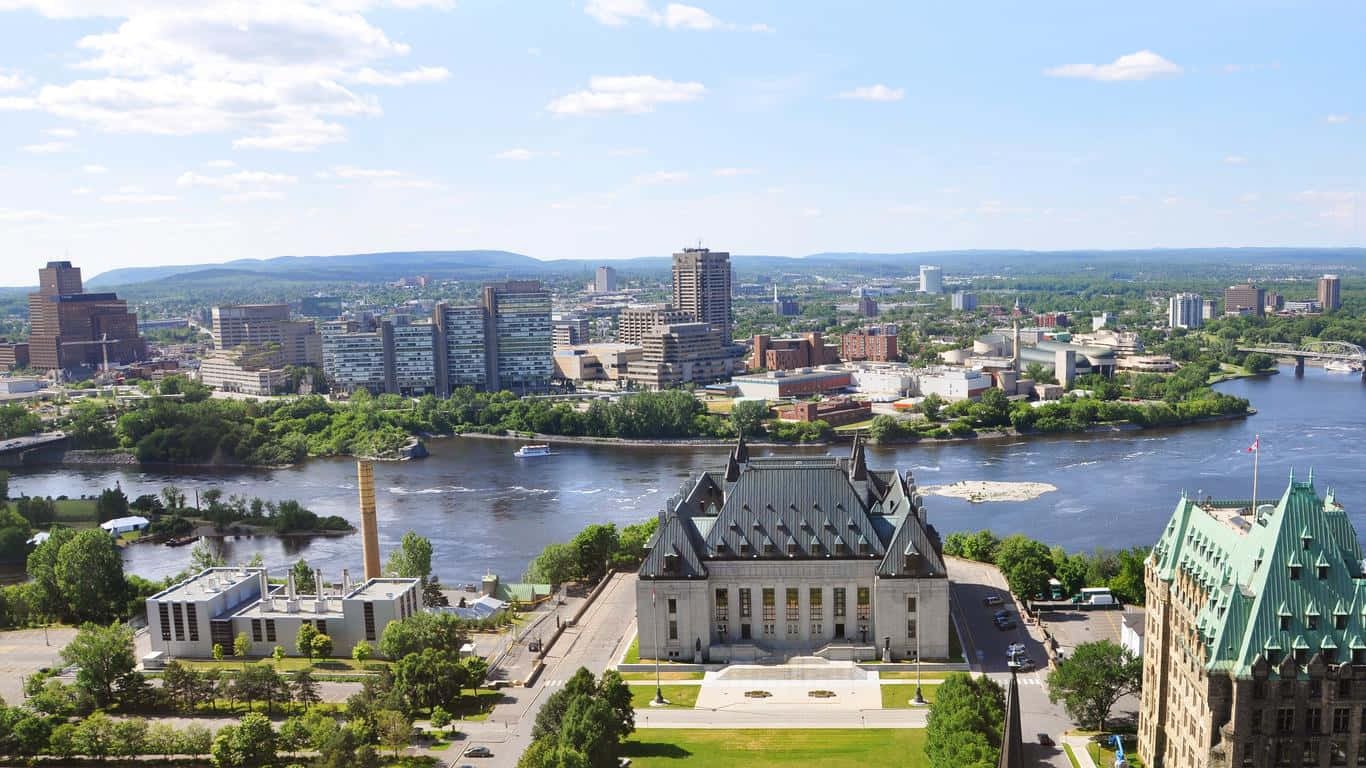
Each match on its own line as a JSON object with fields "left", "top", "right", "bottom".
{"left": 833, "top": 588, "right": 846, "bottom": 618}
{"left": 363, "top": 602, "right": 376, "bottom": 641}
{"left": 158, "top": 604, "right": 171, "bottom": 641}
{"left": 762, "top": 588, "right": 776, "bottom": 621}
{"left": 809, "top": 588, "right": 823, "bottom": 618}
{"left": 786, "top": 588, "right": 800, "bottom": 621}
{"left": 172, "top": 603, "right": 185, "bottom": 641}
{"left": 251, "top": 618, "right": 262, "bottom": 643}
{"left": 739, "top": 588, "right": 752, "bottom": 619}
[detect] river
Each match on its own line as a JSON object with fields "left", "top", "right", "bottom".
{"left": 9, "top": 365, "right": 1365, "bottom": 584}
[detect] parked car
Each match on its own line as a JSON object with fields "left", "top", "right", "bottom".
{"left": 1038, "top": 734, "right": 1055, "bottom": 747}
{"left": 995, "top": 619, "right": 1017, "bottom": 631}
{"left": 1014, "top": 657, "right": 1036, "bottom": 670}
{"left": 1006, "top": 643, "right": 1026, "bottom": 657}
{"left": 463, "top": 747, "right": 493, "bottom": 758}
{"left": 982, "top": 595, "right": 1004, "bottom": 606}
{"left": 993, "top": 609, "right": 1010, "bottom": 621}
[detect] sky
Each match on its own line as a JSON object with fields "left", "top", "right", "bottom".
{"left": 0, "top": 0, "right": 1363, "bottom": 286}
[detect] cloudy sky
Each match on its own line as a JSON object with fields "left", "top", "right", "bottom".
{"left": 0, "top": 0, "right": 1362, "bottom": 286}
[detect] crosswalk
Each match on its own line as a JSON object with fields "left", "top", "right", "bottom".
{"left": 541, "top": 678, "right": 567, "bottom": 689}
{"left": 986, "top": 672, "right": 1045, "bottom": 687}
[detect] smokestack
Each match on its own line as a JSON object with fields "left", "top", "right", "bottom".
{"left": 1012, "top": 322, "right": 1021, "bottom": 373}
{"left": 316, "top": 568, "right": 326, "bottom": 612}
{"left": 257, "top": 569, "right": 268, "bottom": 602}
{"left": 342, "top": 568, "right": 350, "bottom": 596}
{"left": 358, "top": 460, "right": 381, "bottom": 580}
{"left": 287, "top": 570, "right": 296, "bottom": 600}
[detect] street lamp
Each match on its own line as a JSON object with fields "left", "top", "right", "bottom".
{"left": 912, "top": 579, "right": 925, "bottom": 706}
{"left": 652, "top": 583, "right": 666, "bottom": 705}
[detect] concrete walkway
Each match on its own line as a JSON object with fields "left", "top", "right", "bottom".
{"left": 1064, "top": 733, "right": 1101, "bottom": 768}
{"left": 635, "top": 706, "right": 928, "bottom": 729}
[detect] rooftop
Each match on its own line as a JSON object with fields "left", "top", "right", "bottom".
{"left": 346, "top": 577, "right": 420, "bottom": 601}
{"left": 151, "top": 567, "right": 263, "bottom": 602}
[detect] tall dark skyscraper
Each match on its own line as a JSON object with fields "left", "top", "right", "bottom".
{"left": 671, "top": 247, "right": 732, "bottom": 344}
{"left": 27, "top": 261, "right": 146, "bottom": 371}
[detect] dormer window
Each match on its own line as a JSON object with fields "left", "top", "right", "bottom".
{"left": 739, "top": 540, "right": 750, "bottom": 556}
{"left": 1289, "top": 565, "right": 1302, "bottom": 580}
{"left": 1280, "top": 615, "right": 1291, "bottom": 631}
{"left": 787, "top": 540, "right": 797, "bottom": 556}
{"left": 1319, "top": 565, "right": 1329, "bottom": 580}
{"left": 763, "top": 539, "right": 775, "bottom": 555}
{"left": 1302, "top": 536, "right": 1312, "bottom": 550}
{"left": 663, "top": 553, "right": 678, "bottom": 573}
{"left": 858, "top": 540, "right": 869, "bottom": 555}
{"left": 834, "top": 538, "right": 847, "bottom": 555}
{"left": 715, "top": 541, "right": 728, "bottom": 555}
{"left": 1307, "top": 614, "right": 1319, "bottom": 631}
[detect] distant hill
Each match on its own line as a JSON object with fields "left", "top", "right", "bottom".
{"left": 81, "top": 246, "right": 1366, "bottom": 289}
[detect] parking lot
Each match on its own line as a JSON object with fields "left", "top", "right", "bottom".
{"left": 0, "top": 627, "right": 77, "bottom": 703}
{"left": 1036, "top": 605, "right": 1142, "bottom": 660}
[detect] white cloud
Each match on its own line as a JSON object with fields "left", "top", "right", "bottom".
{"left": 320, "top": 165, "right": 402, "bottom": 179}
{"left": 177, "top": 169, "right": 298, "bottom": 197}
{"left": 608, "top": 146, "right": 648, "bottom": 156}
{"left": 100, "top": 185, "right": 175, "bottom": 203}
{"left": 205, "top": 159, "right": 236, "bottom": 168}
{"left": 374, "top": 178, "right": 441, "bottom": 190}
{"left": 82, "top": 163, "right": 108, "bottom": 173}
{"left": 546, "top": 75, "right": 706, "bottom": 115}
{"left": 664, "top": 3, "right": 720, "bottom": 30}
{"left": 837, "top": 84, "right": 904, "bottom": 102}
{"left": 493, "top": 148, "right": 535, "bottom": 161}
{"left": 634, "top": 170, "right": 689, "bottom": 184}
{"left": 1045, "top": 50, "right": 1183, "bottom": 82}
{"left": 0, "top": 70, "right": 28, "bottom": 90}
{"left": 72, "top": 186, "right": 93, "bottom": 196}
{"left": 1325, "top": 114, "right": 1351, "bottom": 125}
{"left": 352, "top": 66, "right": 450, "bottom": 86}
{"left": 713, "top": 167, "right": 756, "bottom": 176}
{"left": 1223, "top": 155, "right": 1248, "bottom": 166}
{"left": 0, "top": 2, "right": 449, "bottom": 151}
{"left": 45, "top": 127, "right": 78, "bottom": 137}
{"left": 584, "top": 0, "right": 756, "bottom": 31}
{"left": 22, "top": 141, "right": 71, "bottom": 153}
{"left": 0, "top": 207, "right": 60, "bottom": 223}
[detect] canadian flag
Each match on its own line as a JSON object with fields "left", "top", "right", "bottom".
{"left": 1248, "top": 435, "right": 1259, "bottom": 453}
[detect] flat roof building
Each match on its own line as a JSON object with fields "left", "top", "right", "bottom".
{"left": 27, "top": 261, "right": 146, "bottom": 371}
{"left": 673, "top": 248, "right": 732, "bottom": 344}
{"left": 616, "top": 304, "right": 694, "bottom": 346}
{"left": 731, "top": 367, "right": 852, "bottom": 400}
{"left": 625, "top": 322, "right": 735, "bottom": 390}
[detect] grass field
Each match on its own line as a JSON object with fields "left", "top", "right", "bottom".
{"left": 880, "top": 683, "right": 938, "bottom": 707}
{"left": 629, "top": 684, "right": 699, "bottom": 709}
{"left": 620, "top": 671, "right": 705, "bottom": 681}
{"left": 620, "top": 729, "right": 927, "bottom": 768}
{"left": 1063, "top": 743, "right": 1082, "bottom": 768}
{"left": 1089, "top": 736, "right": 1143, "bottom": 768}
{"left": 5, "top": 498, "right": 99, "bottom": 526}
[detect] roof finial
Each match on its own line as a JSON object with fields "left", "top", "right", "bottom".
{"left": 1308, "top": 467, "right": 1314, "bottom": 486}
{"left": 733, "top": 433, "right": 749, "bottom": 463}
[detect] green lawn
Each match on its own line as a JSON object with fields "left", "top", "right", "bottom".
{"left": 1063, "top": 743, "right": 1082, "bottom": 768}
{"left": 177, "top": 657, "right": 389, "bottom": 673}
{"left": 629, "top": 684, "right": 699, "bottom": 709}
{"left": 620, "top": 671, "right": 705, "bottom": 681}
{"left": 6, "top": 498, "right": 99, "bottom": 525}
{"left": 880, "top": 683, "right": 938, "bottom": 707}
{"left": 1089, "top": 736, "right": 1144, "bottom": 768}
{"left": 620, "top": 729, "right": 927, "bottom": 768}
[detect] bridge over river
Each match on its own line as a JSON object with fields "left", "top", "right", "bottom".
{"left": 0, "top": 432, "right": 70, "bottom": 467}
{"left": 1236, "top": 341, "right": 1365, "bottom": 377}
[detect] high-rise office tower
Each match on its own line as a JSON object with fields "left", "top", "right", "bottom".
{"left": 1224, "top": 282, "right": 1266, "bottom": 317}
{"left": 391, "top": 320, "right": 436, "bottom": 396}
{"left": 1319, "top": 274, "right": 1341, "bottom": 311}
{"left": 26, "top": 261, "right": 146, "bottom": 371}
{"left": 594, "top": 266, "right": 619, "bottom": 293}
{"left": 482, "top": 280, "right": 553, "bottom": 394}
{"left": 433, "top": 303, "right": 487, "bottom": 395}
{"left": 919, "top": 265, "right": 943, "bottom": 294}
{"left": 1168, "top": 293, "right": 1204, "bottom": 329}
{"left": 672, "top": 247, "right": 732, "bottom": 344}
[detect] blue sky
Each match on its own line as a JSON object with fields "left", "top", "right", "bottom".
{"left": 0, "top": 0, "right": 1362, "bottom": 286}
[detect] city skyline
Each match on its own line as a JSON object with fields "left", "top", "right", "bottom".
{"left": 1, "top": 1, "right": 1364, "bottom": 287}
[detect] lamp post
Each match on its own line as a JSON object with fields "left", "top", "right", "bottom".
{"left": 912, "top": 579, "right": 925, "bottom": 706}
{"left": 652, "top": 583, "right": 665, "bottom": 705}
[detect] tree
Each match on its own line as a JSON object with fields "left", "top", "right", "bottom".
{"left": 73, "top": 712, "right": 116, "bottom": 761}
{"left": 272, "top": 645, "right": 286, "bottom": 664}
{"left": 375, "top": 709, "right": 412, "bottom": 757}
{"left": 1, "top": 709, "right": 52, "bottom": 758}
{"left": 310, "top": 633, "right": 333, "bottom": 660}
{"left": 429, "top": 705, "right": 452, "bottom": 735}
{"left": 212, "top": 643, "right": 225, "bottom": 662}
{"left": 234, "top": 631, "right": 253, "bottom": 662}
{"left": 161, "top": 485, "right": 186, "bottom": 512}
{"left": 597, "top": 670, "right": 635, "bottom": 742}
{"left": 961, "top": 530, "right": 1001, "bottom": 563}
{"left": 291, "top": 559, "right": 316, "bottom": 594}
{"left": 379, "top": 611, "right": 470, "bottom": 659}
{"left": 729, "top": 400, "right": 768, "bottom": 438}
{"left": 352, "top": 640, "right": 374, "bottom": 665}
{"left": 1025, "top": 361, "right": 1056, "bottom": 385}
{"left": 95, "top": 485, "right": 130, "bottom": 523}
{"left": 1244, "top": 352, "right": 1275, "bottom": 374}
{"left": 395, "top": 648, "right": 466, "bottom": 712}
{"left": 386, "top": 531, "right": 434, "bottom": 584}
{"left": 111, "top": 717, "right": 149, "bottom": 758}
{"left": 61, "top": 621, "right": 136, "bottom": 708}
{"left": 613, "top": 518, "right": 659, "bottom": 570}
{"left": 146, "top": 722, "right": 180, "bottom": 759}
{"left": 925, "top": 673, "right": 1005, "bottom": 768}
{"left": 572, "top": 524, "right": 618, "bottom": 583}
{"left": 0, "top": 469, "right": 8, "bottom": 500}
{"left": 179, "top": 724, "right": 213, "bottom": 757}
{"left": 191, "top": 540, "right": 226, "bottom": 571}
{"left": 995, "top": 534, "right": 1055, "bottom": 600}
{"left": 558, "top": 696, "right": 618, "bottom": 768}
{"left": 1046, "top": 640, "right": 1142, "bottom": 731}
{"left": 54, "top": 528, "right": 127, "bottom": 623}
{"left": 1108, "top": 548, "right": 1148, "bottom": 605}
{"left": 296, "top": 623, "right": 319, "bottom": 659}
{"left": 460, "top": 655, "right": 490, "bottom": 696}
{"left": 921, "top": 393, "right": 944, "bottom": 422}
{"left": 532, "top": 667, "right": 598, "bottom": 741}
{"left": 24, "top": 526, "right": 75, "bottom": 618}
{"left": 293, "top": 668, "right": 321, "bottom": 710}
{"left": 210, "top": 712, "right": 277, "bottom": 768}
{"left": 526, "top": 541, "right": 578, "bottom": 586}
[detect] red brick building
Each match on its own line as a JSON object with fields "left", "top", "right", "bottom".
{"left": 776, "top": 397, "right": 872, "bottom": 427}
{"left": 750, "top": 332, "right": 838, "bottom": 371}
{"left": 840, "top": 325, "right": 899, "bottom": 362}
{"left": 26, "top": 261, "right": 146, "bottom": 371}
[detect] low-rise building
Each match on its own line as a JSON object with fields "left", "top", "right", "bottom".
{"left": 775, "top": 398, "right": 872, "bottom": 426}
{"left": 847, "top": 362, "right": 916, "bottom": 400}
{"left": 145, "top": 567, "right": 421, "bottom": 660}
{"left": 750, "top": 332, "right": 838, "bottom": 371}
{"left": 0, "top": 377, "right": 42, "bottom": 394}
{"left": 1117, "top": 355, "right": 1178, "bottom": 372}
{"left": 198, "top": 350, "right": 289, "bottom": 396}
{"left": 625, "top": 322, "right": 735, "bottom": 390}
{"left": 0, "top": 340, "right": 30, "bottom": 370}
{"left": 100, "top": 515, "right": 150, "bottom": 536}
{"left": 616, "top": 304, "right": 693, "bottom": 346}
{"left": 916, "top": 367, "right": 991, "bottom": 401}
{"left": 731, "top": 368, "right": 852, "bottom": 400}
{"left": 554, "top": 343, "right": 643, "bottom": 384}
{"left": 840, "top": 325, "right": 899, "bottom": 362}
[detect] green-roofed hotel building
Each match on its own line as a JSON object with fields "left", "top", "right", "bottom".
{"left": 1140, "top": 474, "right": 1366, "bottom": 768}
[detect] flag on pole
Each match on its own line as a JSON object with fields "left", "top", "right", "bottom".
{"left": 1248, "top": 435, "right": 1259, "bottom": 453}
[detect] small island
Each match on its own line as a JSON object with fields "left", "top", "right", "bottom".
{"left": 922, "top": 480, "right": 1058, "bottom": 503}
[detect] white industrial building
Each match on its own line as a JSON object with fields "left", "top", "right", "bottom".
{"left": 145, "top": 566, "right": 421, "bottom": 660}
{"left": 916, "top": 367, "right": 990, "bottom": 401}
{"left": 101, "top": 515, "right": 150, "bottom": 536}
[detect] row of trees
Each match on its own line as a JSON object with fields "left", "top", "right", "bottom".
{"left": 1, "top": 526, "right": 155, "bottom": 628}
{"left": 524, "top": 519, "right": 659, "bottom": 586}
{"left": 925, "top": 673, "right": 1006, "bottom": 768}
{"left": 521, "top": 667, "right": 635, "bottom": 768}
{"left": 943, "top": 529, "right": 1148, "bottom": 606}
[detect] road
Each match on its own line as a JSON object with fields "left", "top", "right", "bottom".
{"left": 948, "top": 556, "right": 1072, "bottom": 768}
{"left": 446, "top": 572, "right": 638, "bottom": 768}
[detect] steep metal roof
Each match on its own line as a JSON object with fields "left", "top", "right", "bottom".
{"left": 1149, "top": 473, "right": 1366, "bottom": 678}
{"left": 641, "top": 439, "right": 945, "bottom": 580}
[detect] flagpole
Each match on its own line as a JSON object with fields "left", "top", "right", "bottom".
{"left": 1251, "top": 433, "right": 1259, "bottom": 512}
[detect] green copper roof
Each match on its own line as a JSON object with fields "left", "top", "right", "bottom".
{"left": 1150, "top": 476, "right": 1364, "bottom": 678}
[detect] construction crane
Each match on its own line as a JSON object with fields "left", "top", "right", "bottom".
{"left": 60, "top": 334, "right": 121, "bottom": 381}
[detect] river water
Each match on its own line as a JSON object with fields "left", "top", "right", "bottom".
{"left": 10, "top": 366, "right": 1365, "bottom": 584}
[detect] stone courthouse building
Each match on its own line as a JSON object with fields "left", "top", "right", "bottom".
{"left": 1140, "top": 474, "right": 1366, "bottom": 768}
{"left": 636, "top": 438, "right": 949, "bottom": 662}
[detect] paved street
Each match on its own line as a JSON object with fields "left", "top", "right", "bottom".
{"left": 948, "top": 556, "right": 1072, "bottom": 768}
{"left": 447, "top": 572, "right": 638, "bottom": 768}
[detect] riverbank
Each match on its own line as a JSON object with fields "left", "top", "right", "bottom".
{"left": 922, "top": 480, "right": 1057, "bottom": 503}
